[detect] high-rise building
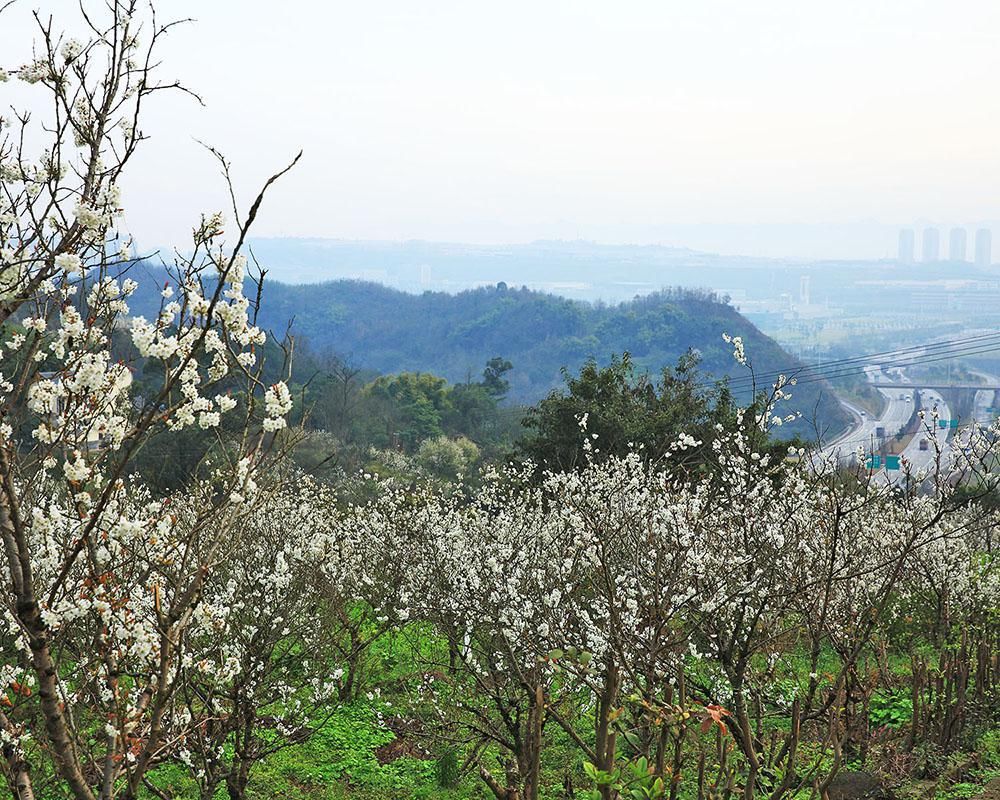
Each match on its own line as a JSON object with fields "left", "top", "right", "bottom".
{"left": 975, "top": 229, "right": 992, "bottom": 266}
{"left": 799, "top": 275, "right": 810, "bottom": 306}
{"left": 898, "top": 229, "right": 915, "bottom": 263}
{"left": 922, "top": 228, "right": 940, "bottom": 262}
{"left": 948, "top": 227, "right": 967, "bottom": 262}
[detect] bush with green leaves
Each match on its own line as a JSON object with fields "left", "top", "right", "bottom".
{"left": 417, "top": 435, "right": 480, "bottom": 479}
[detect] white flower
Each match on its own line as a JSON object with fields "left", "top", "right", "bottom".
{"left": 262, "top": 416, "right": 286, "bottom": 432}
{"left": 74, "top": 202, "right": 105, "bottom": 232}
{"left": 722, "top": 332, "right": 747, "bottom": 366}
{"left": 63, "top": 451, "right": 91, "bottom": 483}
{"left": 55, "top": 253, "right": 84, "bottom": 274}
{"left": 263, "top": 382, "right": 293, "bottom": 430}
{"left": 19, "top": 60, "right": 49, "bottom": 84}
{"left": 61, "top": 39, "right": 84, "bottom": 63}
{"left": 198, "top": 411, "right": 221, "bottom": 429}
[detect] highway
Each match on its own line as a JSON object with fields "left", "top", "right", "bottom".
{"left": 817, "top": 367, "right": 914, "bottom": 465}
{"left": 815, "top": 366, "right": 952, "bottom": 486}
{"left": 894, "top": 387, "right": 951, "bottom": 481}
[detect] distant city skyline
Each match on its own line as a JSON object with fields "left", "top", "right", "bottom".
{"left": 921, "top": 228, "right": 940, "bottom": 262}
{"left": 4, "top": 1, "right": 1000, "bottom": 262}
{"left": 897, "top": 224, "right": 993, "bottom": 264}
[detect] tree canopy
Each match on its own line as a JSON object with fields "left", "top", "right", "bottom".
{"left": 518, "top": 351, "right": 738, "bottom": 473}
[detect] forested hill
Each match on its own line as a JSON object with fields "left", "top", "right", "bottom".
{"left": 124, "top": 269, "right": 846, "bottom": 438}
{"left": 235, "top": 279, "right": 847, "bottom": 440}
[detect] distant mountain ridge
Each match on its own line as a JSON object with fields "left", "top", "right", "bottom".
{"left": 239, "top": 237, "right": 724, "bottom": 301}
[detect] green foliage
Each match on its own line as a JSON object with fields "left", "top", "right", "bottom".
{"left": 979, "top": 729, "right": 1000, "bottom": 768}
{"left": 582, "top": 756, "right": 668, "bottom": 800}
{"left": 935, "top": 782, "right": 980, "bottom": 800}
{"left": 481, "top": 356, "right": 513, "bottom": 399}
{"left": 365, "top": 372, "right": 453, "bottom": 450}
{"left": 417, "top": 435, "right": 480, "bottom": 479}
{"left": 870, "top": 689, "right": 913, "bottom": 728}
{"left": 238, "top": 702, "right": 439, "bottom": 799}
{"left": 127, "top": 276, "right": 851, "bottom": 440}
{"left": 517, "top": 351, "right": 738, "bottom": 473}
{"left": 286, "top": 349, "right": 519, "bottom": 477}
{"left": 435, "top": 749, "right": 461, "bottom": 789}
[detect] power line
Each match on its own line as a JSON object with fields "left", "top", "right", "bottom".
{"left": 716, "top": 330, "right": 1000, "bottom": 389}
{"left": 783, "top": 342, "right": 1000, "bottom": 389}
{"left": 710, "top": 331, "right": 1000, "bottom": 390}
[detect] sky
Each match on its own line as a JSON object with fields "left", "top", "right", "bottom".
{"left": 3, "top": 0, "right": 1000, "bottom": 259}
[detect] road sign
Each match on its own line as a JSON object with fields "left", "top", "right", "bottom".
{"left": 885, "top": 455, "right": 901, "bottom": 471}
{"left": 865, "top": 455, "right": 882, "bottom": 470}
{"left": 938, "top": 419, "right": 960, "bottom": 429}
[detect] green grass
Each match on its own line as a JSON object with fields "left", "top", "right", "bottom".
{"left": 136, "top": 627, "right": 997, "bottom": 800}
{"left": 144, "top": 701, "right": 486, "bottom": 799}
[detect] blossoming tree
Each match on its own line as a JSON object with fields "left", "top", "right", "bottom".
{"left": 0, "top": 4, "right": 299, "bottom": 798}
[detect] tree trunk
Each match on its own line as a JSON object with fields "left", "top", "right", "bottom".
{"left": 521, "top": 684, "right": 545, "bottom": 800}
{"left": 20, "top": 597, "right": 96, "bottom": 800}
{"left": 480, "top": 763, "right": 522, "bottom": 800}
{"left": 0, "top": 716, "right": 35, "bottom": 800}
{"left": 595, "top": 659, "right": 620, "bottom": 800}
{"left": 226, "top": 759, "right": 251, "bottom": 800}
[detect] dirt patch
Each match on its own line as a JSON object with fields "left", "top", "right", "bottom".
{"left": 373, "top": 716, "right": 433, "bottom": 765}
{"left": 827, "top": 771, "right": 893, "bottom": 800}
{"left": 975, "top": 777, "right": 1000, "bottom": 800}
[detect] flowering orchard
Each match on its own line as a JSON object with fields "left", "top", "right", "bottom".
{"left": 2, "top": 5, "right": 999, "bottom": 800}
{"left": 339, "top": 398, "right": 999, "bottom": 800}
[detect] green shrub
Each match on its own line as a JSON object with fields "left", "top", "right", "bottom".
{"left": 980, "top": 729, "right": 1000, "bottom": 768}
{"left": 435, "top": 748, "right": 461, "bottom": 789}
{"left": 870, "top": 690, "right": 912, "bottom": 728}
{"left": 416, "top": 435, "right": 480, "bottom": 478}
{"left": 937, "top": 782, "right": 979, "bottom": 800}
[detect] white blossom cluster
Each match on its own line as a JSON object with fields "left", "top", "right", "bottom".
{"left": 0, "top": 474, "right": 362, "bottom": 795}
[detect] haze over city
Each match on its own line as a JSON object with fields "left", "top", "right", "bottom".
{"left": 6, "top": 0, "right": 1000, "bottom": 258}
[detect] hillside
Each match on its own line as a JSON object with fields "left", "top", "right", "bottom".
{"left": 231, "top": 279, "right": 846, "bottom": 440}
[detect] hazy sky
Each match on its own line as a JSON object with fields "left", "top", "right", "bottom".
{"left": 4, "top": 1, "right": 1000, "bottom": 257}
